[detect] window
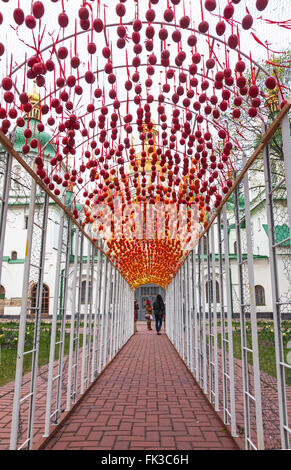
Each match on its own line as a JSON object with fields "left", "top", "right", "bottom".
{"left": 31, "top": 284, "right": 49, "bottom": 315}
{"left": 81, "top": 280, "right": 92, "bottom": 304}
{"left": 0, "top": 285, "right": 5, "bottom": 300}
{"left": 234, "top": 241, "right": 237, "bottom": 254}
{"left": 206, "top": 280, "right": 220, "bottom": 304}
{"left": 255, "top": 285, "right": 265, "bottom": 306}
{"left": 13, "top": 165, "right": 21, "bottom": 189}
{"left": 11, "top": 251, "right": 17, "bottom": 261}
{"left": 203, "top": 237, "right": 208, "bottom": 254}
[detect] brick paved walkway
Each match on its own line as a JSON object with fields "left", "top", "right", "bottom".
{"left": 42, "top": 325, "right": 238, "bottom": 450}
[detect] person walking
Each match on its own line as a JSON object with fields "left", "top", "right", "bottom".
{"left": 134, "top": 300, "right": 139, "bottom": 333}
{"left": 153, "top": 294, "right": 165, "bottom": 335}
{"left": 145, "top": 300, "right": 153, "bottom": 330}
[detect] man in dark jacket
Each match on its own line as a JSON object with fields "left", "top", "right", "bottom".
{"left": 134, "top": 300, "right": 139, "bottom": 333}
{"left": 153, "top": 295, "right": 165, "bottom": 335}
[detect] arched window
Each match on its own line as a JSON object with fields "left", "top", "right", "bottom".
{"left": 0, "top": 285, "right": 5, "bottom": 315}
{"left": 13, "top": 165, "right": 21, "bottom": 189}
{"left": 0, "top": 285, "right": 5, "bottom": 299}
{"left": 81, "top": 280, "right": 92, "bottom": 304}
{"left": 31, "top": 284, "right": 49, "bottom": 315}
{"left": 206, "top": 280, "right": 220, "bottom": 304}
{"left": 11, "top": 251, "right": 17, "bottom": 261}
{"left": 255, "top": 285, "right": 265, "bottom": 306}
{"left": 203, "top": 237, "right": 208, "bottom": 254}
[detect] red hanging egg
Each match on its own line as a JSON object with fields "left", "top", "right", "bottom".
{"left": 32, "top": 2, "right": 45, "bottom": 19}
{"left": 85, "top": 71, "right": 95, "bottom": 84}
{"left": 265, "top": 76, "right": 276, "bottom": 90}
{"left": 180, "top": 16, "right": 190, "bottom": 29}
{"left": 205, "top": 0, "right": 216, "bottom": 11}
{"left": 102, "top": 47, "right": 111, "bottom": 58}
{"left": 36, "top": 75, "right": 45, "bottom": 87}
{"left": 242, "top": 14, "right": 253, "bottom": 30}
{"left": 216, "top": 21, "right": 226, "bottom": 36}
{"left": 78, "top": 7, "right": 89, "bottom": 20}
{"left": 224, "top": 4, "right": 234, "bottom": 19}
{"left": 13, "top": 8, "right": 25, "bottom": 25}
{"left": 45, "top": 59, "right": 54, "bottom": 72}
{"left": 249, "top": 84, "right": 259, "bottom": 98}
{"left": 146, "top": 25, "right": 155, "bottom": 39}
{"left": 222, "top": 89, "right": 231, "bottom": 101}
{"left": 2, "top": 77, "right": 13, "bottom": 91}
{"left": 188, "top": 35, "right": 197, "bottom": 47}
{"left": 93, "top": 18, "right": 103, "bottom": 33}
{"left": 16, "top": 117, "right": 25, "bottom": 127}
{"left": 236, "top": 75, "right": 246, "bottom": 88}
{"left": 218, "top": 129, "right": 227, "bottom": 139}
{"left": 88, "top": 42, "right": 97, "bottom": 54}
{"left": 240, "top": 86, "right": 248, "bottom": 96}
{"left": 233, "top": 108, "right": 241, "bottom": 119}
{"left": 220, "top": 100, "right": 228, "bottom": 112}
{"left": 132, "top": 31, "right": 141, "bottom": 44}
{"left": 228, "top": 34, "right": 239, "bottom": 49}
{"left": 4, "top": 91, "right": 14, "bottom": 103}
{"left": 192, "top": 52, "right": 201, "bottom": 64}
{"left": 145, "top": 40, "right": 154, "bottom": 51}
{"left": 234, "top": 96, "right": 242, "bottom": 106}
{"left": 252, "top": 97, "right": 261, "bottom": 108}
{"left": 133, "top": 43, "right": 142, "bottom": 54}
{"left": 146, "top": 8, "right": 156, "bottom": 22}
{"left": 133, "top": 19, "right": 142, "bottom": 31}
{"left": 117, "top": 25, "right": 126, "bottom": 38}
{"left": 235, "top": 60, "right": 246, "bottom": 73}
{"left": 66, "top": 75, "right": 76, "bottom": 88}
{"left": 210, "top": 95, "right": 218, "bottom": 106}
{"left": 198, "top": 21, "right": 209, "bottom": 33}
{"left": 116, "top": 3, "right": 126, "bottom": 17}
{"left": 159, "top": 28, "right": 168, "bottom": 41}
{"left": 57, "top": 47, "right": 68, "bottom": 60}
{"left": 25, "top": 15, "right": 36, "bottom": 29}
{"left": 71, "top": 56, "right": 80, "bottom": 69}
{"left": 164, "top": 8, "right": 174, "bottom": 22}
{"left": 206, "top": 58, "right": 215, "bottom": 69}
{"left": 58, "top": 12, "right": 69, "bottom": 28}
{"left": 256, "top": 0, "right": 269, "bottom": 11}
{"left": 248, "top": 107, "right": 257, "bottom": 118}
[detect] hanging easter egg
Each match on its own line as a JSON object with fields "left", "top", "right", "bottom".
{"left": 242, "top": 14, "right": 253, "bottom": 30}
{"left": 32, "top": 2, "right": 45, "bottom": 19}
{"left": 256, "top": 0, "right": 269, "bottom": 11}
{"left": 13, "top": 8, "right": 25, "bottom": 25}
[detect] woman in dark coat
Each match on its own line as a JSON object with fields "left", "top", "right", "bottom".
{"left": 153, "top": 294, "right": 165, "bottom": 335}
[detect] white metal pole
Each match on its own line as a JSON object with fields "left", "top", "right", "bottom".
{"left": 0, "top": 151, "right": 12, "bottom": 284}
{"left": 66, "top": 227, "right": 79, "bottom": 410}
{"left": 44, "top": 207, "right": 65, "bottom": 435}
{"left": 222, "top": 205, "right": 237, "bottom": 438}
{"left": 81, "top": 237, "right": 91, "bottom": 395}
{"left": 10, "top": 179, "right": 37, "bottom": 450}
{"left": 243, "top": 155, "right": 264, "bottom": 449}
{"left": 91, "top": 248, "right": 102, "bottom": 382}
{"left": 211, "top": 223, "right": 219, "bottom": 412}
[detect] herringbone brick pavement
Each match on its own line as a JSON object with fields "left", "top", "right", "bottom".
{"left": 42, "top": 325, "right": 238, "bottom": 450}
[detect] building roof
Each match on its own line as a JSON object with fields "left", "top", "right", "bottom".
{"left": 13, "top": 118, "right": 56, "bottom": 158}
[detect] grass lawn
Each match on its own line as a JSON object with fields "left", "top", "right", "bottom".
{"left": 217, "top": 330, "right": 291, "bottom": 386}
{"left": 0, "top": 322, "right": 82, "bottom": 387}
